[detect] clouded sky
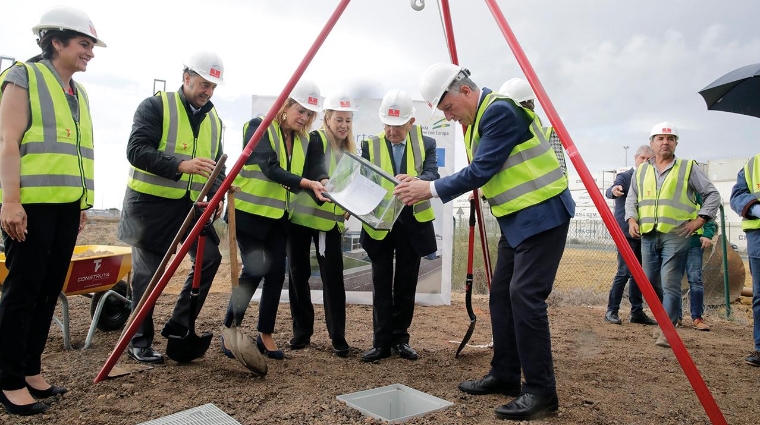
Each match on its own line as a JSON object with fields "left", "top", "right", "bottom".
{"left": 2, "top": 0, "right": 758, "bottom": 208}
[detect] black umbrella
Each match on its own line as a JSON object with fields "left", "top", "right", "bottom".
{"left": 698, "top": 62, "right": 760, "bottom": 118}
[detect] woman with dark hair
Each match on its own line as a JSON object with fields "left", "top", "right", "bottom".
{"left": 221, "top": 79, "right": 328, "bottom": 360}
{"left": 0, "top": 5, "right": 105, "bottom": 416}
{"left": 287, "top": 91, "right": 357, "bottom": 357}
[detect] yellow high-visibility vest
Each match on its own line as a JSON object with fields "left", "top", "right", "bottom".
{"left": 635, "top": 159, "right": 698, "bottom": 234}
{"left": 127, "top": 91, "right": 221, "bottom": 200}
{"left": 742, "top": 154, "right": 760, "bottom": 230}
{"left": 362, "top": 125, "right": 435, "bottom": 240}
{"left": 465, "top": 93, "right": 566, "bottom": 217}
{"left": 0, "top": 62, "right": 94, "bottom": 208}
{"left": 234, "top": 120, "right": 307, "bottom": 218}
{"left": 289, "top": 129, "right": 346, "bottom": 231}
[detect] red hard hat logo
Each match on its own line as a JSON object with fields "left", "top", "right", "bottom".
{"left": 340, "top": 100, "right": 351, "bottom": 108}
{"left": 662, "top": 128, "right": 672, "bottom": 133}
{"left": 209, "top": 68, "right": 221, "bottom": 78}
{"left": 388, "top": 108, "right": 400, "bottom": 117}
{"left": 308, "top": 96, "right": 318, "bottom": 105}
{"left": 89, "top": 24, "right": 97, "bottom": 37}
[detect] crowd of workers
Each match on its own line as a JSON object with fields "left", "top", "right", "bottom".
{"left": 1, "top": 5, "right": 759, "bottom": 422}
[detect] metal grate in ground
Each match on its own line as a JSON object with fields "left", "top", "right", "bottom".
{"left": 137, "top": 403, "right": 240, "bottom": 425}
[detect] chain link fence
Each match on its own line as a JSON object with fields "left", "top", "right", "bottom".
{"left": 450, "top": 203, "right": 745, "bottom": 309}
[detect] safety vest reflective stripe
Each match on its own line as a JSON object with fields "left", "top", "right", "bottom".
{"left": 127, "top": 92, "right": 221, "bottom": 199}
{"left": 239, "top": 169, "right": 267, "bottom": 179}
{"left": 234, "top": 120, "right": 306, "bottom": 218}
{"left": 235, "top": 190, "right": 287, "bottom": 210}
{"left": 289, "top": 130, "right": 345, "bottom": 231}
{"left": 0, "top": 62, "right": 95, "bottom": 208}
{"left": 742, "top": 154, "right": 760, "bottom": 230}
{"left": 466, "top": 93, "right": 566, "bottom": 217}
{"left": 368, "top": 126, "right": 433, "bottom": 219}
{"left": 636, "top": 159, "right": 697, "bottom": 233}
{"left": 362, "top": 126, "right": 435, "bottom": 240}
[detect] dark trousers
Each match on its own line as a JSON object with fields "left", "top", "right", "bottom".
{"left": 366, "top": 223, "right": 421, "bottom": 349}
{"left": 288, "top": 223, "right": 346, "bottom": 343}
{"left": 490, "top": 221, "right": 569, "bottom": 396}
{"left": 606, "top": 238, "right": 645, "bottom": 315}
{"left": 130, "top": 234, "right": 221, "bottom": 348}
{"left": 224, "top": 218, "right": 287, "bottom": 333}
{"left": 0, "top": 202, "right": 79, "bottom": 390}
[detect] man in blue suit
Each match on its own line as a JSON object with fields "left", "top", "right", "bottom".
{"left": 398, "top": 63, "right": 575, "bottom": 421}
{"left": 604, "top": 145, "right": 657, "bottom": 326}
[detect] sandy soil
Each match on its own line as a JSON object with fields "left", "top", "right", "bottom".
{"left": 1, "top": 217, "right": 758, "bottom": 425}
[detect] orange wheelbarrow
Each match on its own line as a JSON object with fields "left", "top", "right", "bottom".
{"left": 0, "top": 244, "right": 133, "bottom": 350}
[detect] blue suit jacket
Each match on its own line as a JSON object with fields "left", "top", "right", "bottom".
{"left": 433, "top": 88, "right": 574, "bottom": 247}
{"left": 605, "top": 167, "right": 634, "bottom": 239}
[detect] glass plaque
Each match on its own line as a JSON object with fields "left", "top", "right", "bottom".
{"left": 324, "top": 152, "right": 404, "bottom": 230}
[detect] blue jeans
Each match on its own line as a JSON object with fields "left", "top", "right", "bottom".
{"left": 685, "top": 245, "right": 705, "bottom": 320}
{"left": 750, "top": 256, "right": 760, "bottom": 351}
{"left": 607, "top": 238, "right": 644, "bottom": 314}
{"left": 641, "top": 231, "right": 689, "bottom": 325}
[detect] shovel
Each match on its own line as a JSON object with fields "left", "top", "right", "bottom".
{"left": 220, "top": 186, "right": 267, "bottom": 375}
{"left": 455, "top": 198, "right": 478, "bottom": 358}
{"left": 164, "top": 223, "right": 214, "bottom": 363}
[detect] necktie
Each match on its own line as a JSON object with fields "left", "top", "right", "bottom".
{"left": 392, "top": 144, "right": 404, "bottom": 173}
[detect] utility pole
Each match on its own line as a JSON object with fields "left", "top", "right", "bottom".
{"left": 623, "top": 145, "right": 629, "bottom": 167}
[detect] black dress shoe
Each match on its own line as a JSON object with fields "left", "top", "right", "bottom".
{"left": 393, "top": 343, "right": 419, "bottom": 360}
{"left": 458, "top": 374, "right": 521, "bottom": 396}
{"left": 604, "top": 311, "right": 622, "bottom": 325}
{"left": 127, "top": 346, "right": 164, "bottom": 364}
{"left": 289, "top": 336, "right": 311, "bottom": 350}
{"left": 0, "top": 391, "right": 49, "bottom": 416}
{"left": 495, "top": 392, "right": 558, "bottom": 420}
{"left": 630, "top": 312, "right": 658, "bottom": 325}
{"left": 361, "top": 347, "right": 391, "bottom": 362}
{"left": 26, "top": 384, "right": 67, "bottom": 399}
{"left": 332, "top": 339, "right": 350, "bottom": 358}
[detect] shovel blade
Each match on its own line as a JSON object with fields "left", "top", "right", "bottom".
{"left": 455, "top": 319, "right": 477, "bottom": 358}
{"left": 220, "top": 325, "right": 267, "bottom": 376}
{"left": 165, "top": 332, "right": 213, "bottom": 363}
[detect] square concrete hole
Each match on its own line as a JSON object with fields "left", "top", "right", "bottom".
{"left": 337, "top": 383, "right": 453, "bottom": 423}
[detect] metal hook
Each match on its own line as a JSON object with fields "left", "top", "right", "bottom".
{"left": 410, "top": 0, "right": 425, "bottom": 11}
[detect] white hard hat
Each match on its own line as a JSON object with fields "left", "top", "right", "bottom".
{"left": 32, "top": 6, "right": 106, "bottom": 47}
{"left": 379, "top": 89, "right": 415, "bottom": 126}
{"left": 323, "top": 90, "right": 357, "bottom": 112}
{"left": 290, "top": 79, "right": 322, "bottom": 112}
{"left": 419, "top": 62, "right": 470, "bottom": 109}
{"left": 499, "top": 78, "right": 535, "bottom": 103}
{"left": 649, "top": 121, "right": 679, "bottom": 141}
{"left": 184, "top": 51, "right": 224, "bottom": 85}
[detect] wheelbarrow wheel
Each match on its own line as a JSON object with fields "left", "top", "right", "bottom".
{"left": 90, "top": 280, "right": 131, "bottom": 332}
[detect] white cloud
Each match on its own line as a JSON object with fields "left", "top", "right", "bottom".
{"left": 2, "top": 0, "right": 760, "bottom": 208}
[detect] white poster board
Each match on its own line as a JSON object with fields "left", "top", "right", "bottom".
{"left": 244, "top": 96, "right": 455, "bottom": 306}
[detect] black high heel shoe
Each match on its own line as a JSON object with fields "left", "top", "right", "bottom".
{"left": 26, "top": 383, "right": 67, "bottom": 399}
{"left": 256, "top": 335, "right": 284, "bottom": 360}
{"left": 0, "top": 390, "right": 49, "bottom": 416}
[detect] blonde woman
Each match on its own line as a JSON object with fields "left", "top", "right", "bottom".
{"left": 221, "top": 79, "right": 327, "bottom": 360}
{"left": 288, "top": 92, "right": 356, "bottom": 357}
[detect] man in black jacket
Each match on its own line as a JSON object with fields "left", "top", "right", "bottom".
{"left": 117, "top": 51, "right": 226, "bottom": 363}
{"left": 604, "top": 145, "right": 657, "bottom": 326}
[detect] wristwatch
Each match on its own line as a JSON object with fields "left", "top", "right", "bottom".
{"left": 698, "top": 214, "right": 711, "bottom": 222}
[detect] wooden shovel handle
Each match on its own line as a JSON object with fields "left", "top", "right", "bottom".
{"left": 227, "top": 186, "right": 241, "bottom": 289}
